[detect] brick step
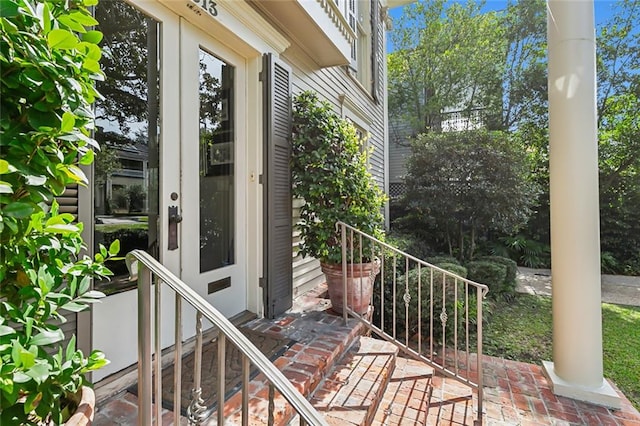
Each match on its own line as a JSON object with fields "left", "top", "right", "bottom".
{"left": 216, "top": 312, "right": 368, "bottom": 425}
{"left": 306, "top": 336, "right": 399, "bottom": 426}
{"left": 372, "top": 357, "right": 447, "bottom": 425}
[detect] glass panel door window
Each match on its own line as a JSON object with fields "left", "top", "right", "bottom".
{"left": 198, "top": 50, "right": 235, "bottom": 273}
{"left": 93, "top": 1, "right": 160, "bottom": 295}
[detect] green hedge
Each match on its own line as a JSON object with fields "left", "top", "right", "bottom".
{"left": 478, "top": 255, "right": 517, "bottom": 293}
{"left": 373, "top": 262, "right": 479, "bottom": 346}
{"left": 466, "top": 260, "right": 508, "bottom": 298}
{"left": 428, "top": 256, "right": 461, "bottom": 266}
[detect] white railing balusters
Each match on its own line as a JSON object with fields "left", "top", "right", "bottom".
{"left": 217, "top": 333, "right": 225, "bottom": 425}
{"left": 154, "top": 278, "right": 162, "bottom": 425}
{"left": 138, "top": 264, "right": 152, "bottom": 426}
{"left": 417, "top": 263, "right": 422, "bottom": 355}
{"left": 188, "top": 312, "right": 207, "bottom": 425}
{"left": 336, "top": 221, "right": 488, "bottom": 424}
{"left": 173, "top": 294, "right": 182, "bottom": 424}
{"left": 128, "top": 250, "right": 328, "bottom": 426}
{"left": 242, "top": 356, "right": 250, "bottom": 426}
{"left": 268, "top": 383, "right": 275, "bottom": 426}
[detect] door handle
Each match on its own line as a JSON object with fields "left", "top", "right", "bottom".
{"left": 168, "top": 205, "right": 182, "bottom": 250}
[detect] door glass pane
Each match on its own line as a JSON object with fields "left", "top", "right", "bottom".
{"left": 93, "top": 1, "right": 160, "bottom": 294}
{"left": 199, "top": 49, "right": 235, "bottom": 272}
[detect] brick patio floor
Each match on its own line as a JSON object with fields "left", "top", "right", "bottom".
{"left": 93, "top": 285, "right": 640, "bottom": 425}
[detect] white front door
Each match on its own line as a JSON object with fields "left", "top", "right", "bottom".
{"left": 92, "top": 1, "right": 248, "bottom": 379}
{"left": 179, "top": 20, "right": 247, "bottom": 319}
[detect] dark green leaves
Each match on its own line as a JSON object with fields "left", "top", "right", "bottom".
{"left": 292, "top": 92, "right": 387, "bottom": 264}
{"left": 3, "top": 201, "right": 35, "bottom": 218}
{"left": 1, "top": 0, "right": 111, "bottom": 422}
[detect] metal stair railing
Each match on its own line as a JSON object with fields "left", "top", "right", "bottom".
{"left": 127, "top": 250, "right": 328, "bottom": 426}
{"left": 337, "top": 221, "right": 489, "bottom": 423}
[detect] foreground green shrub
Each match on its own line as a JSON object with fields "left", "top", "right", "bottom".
{"left": 466, "top": 261, "right": 508, "bottom": 298}
{"left": 373, "top": 262, "right": 488, "bottom": 347}
{"left": 386, "top": 232, "right": 433, "bottom": 260}
{"left": 291, "top": 91, "right": 386, "bottom": 264}
{"left": 1, "top": 0, "right": 114, "bottom": 422}
{"left": 478, "top": 255, "right": 518, "bottom": 293}
{"left": 428, "top": 256, "right": 462, "bottom": 266}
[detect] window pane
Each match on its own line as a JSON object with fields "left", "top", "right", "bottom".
{"left": 199, "top": 49, "right": 235, "bottom": 272}
{"left": 93, "top": 1, "right": 160, "bottom": 295}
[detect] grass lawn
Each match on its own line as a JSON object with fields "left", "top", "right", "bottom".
{"left": 483, "top": 293, "right": 640, "bottom": 410}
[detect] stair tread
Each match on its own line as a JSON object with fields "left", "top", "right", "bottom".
{"left": 218, "top": 314, "right": 366, "bottom": 425}
{"left": 372, "top": 356, "right": 439, "bottom": 425}
{"left": 309, "top": 336, "right": 399, "bottom": 426}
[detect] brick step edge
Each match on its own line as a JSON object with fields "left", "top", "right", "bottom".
{"left": 221, "top": 318, "right": 367, "bottom": 425}
{"left": 306, "top": 336, "right": 400, "bottom": 426}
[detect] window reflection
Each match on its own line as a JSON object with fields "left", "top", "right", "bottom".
{"left": 93, "top": 1, "right": 160, "bottom": 294}
{"left": 199, "top": 49, "right": 235, "bottom": 272}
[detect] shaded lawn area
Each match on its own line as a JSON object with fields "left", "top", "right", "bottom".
{"left": 483, "top": 294, "right": 640, "bottom": 410}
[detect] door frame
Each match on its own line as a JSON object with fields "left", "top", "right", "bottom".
{"left": 86, "top": 0, "right": 275, "bottom": 379}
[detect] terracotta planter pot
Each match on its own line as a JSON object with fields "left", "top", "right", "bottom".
{"left": 321, "top": 261, "right": 380, "bottom": 315}
{"left": 64, "top": 386, "right": 95, "bottom": 425}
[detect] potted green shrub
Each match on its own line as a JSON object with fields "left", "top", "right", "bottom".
{"left": 291, "top": 91, "right": 386, "bottom": 314}
{"left": 1, "top": 0, "right": 114, "bottom": 423}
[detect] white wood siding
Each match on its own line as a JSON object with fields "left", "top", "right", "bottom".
{"left": 282, "top": 13, "right": 387, "bottom": 295}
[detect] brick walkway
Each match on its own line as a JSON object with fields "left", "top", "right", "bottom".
{"left": 93, "top": 284, "right": 640, "bottom": 425}
{"left": 375, "top": 355, "right": 640, "bottom": 426}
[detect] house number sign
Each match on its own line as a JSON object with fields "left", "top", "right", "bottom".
{"left": 187, "top": 0, "right": 218, "bottom": 17}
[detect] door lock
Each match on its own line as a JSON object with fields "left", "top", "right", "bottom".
{"left": 168, "top": 205, "right": 182, "bottom": 250}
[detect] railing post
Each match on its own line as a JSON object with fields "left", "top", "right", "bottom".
{"left": 154, "top": 278, "right": 162, "bottom": 425}
{"left": 341, "top": 222, "right": 347, "bottom": 325}
{"left": 476, "top": 286, "right": 484, "bottom": 423}
{"left": 137, "top": 263, "right": 153, "bottom": 426}
{"left": 174, "top": 295, "right": 183, "bottom": 425}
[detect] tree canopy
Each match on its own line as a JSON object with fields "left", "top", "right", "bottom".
{"left": 390, "top": 0, "right": 640, "bottom": 274}
{"left": 403, "top": 130, "right": 538, "bottom": 261}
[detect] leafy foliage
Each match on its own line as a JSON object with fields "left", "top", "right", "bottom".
{"left": 489, "top": 234, "right": 551, "bottom": 269}
{"left": 403, "top": 130, "right": 539, "bottom": 261}
{"left": 477, "top": 256, "right": 518, "bottom": 294}
{"left": 466, "top": 261, "right": 507, "bottom": 298}
{"left": 500, "top": 0, "right": 547, "bottom": 129}
{"left": 1, "top": 0, "right": 114, "bottom": 422}
{"left": 390, "top": 0, "right": 639, "bottom": 275}
{"left": 291, "top": 91, "right": 386, "bottom": 264}
{"left": 388, "top": 0, "right": 505, "bottom": 133}
{"left": 372, "top": 259, "right": 493, "bottom": 348}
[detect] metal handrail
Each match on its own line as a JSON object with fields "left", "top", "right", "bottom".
{"left": 128, "top": 249, "right": 328, "bottom": 426}
{"left": 336, "top": 221, "right": 489, "bottom": 422}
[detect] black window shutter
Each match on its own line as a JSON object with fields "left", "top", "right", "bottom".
{"left": 262, "top": 53, "right": 293, "bottom": 319}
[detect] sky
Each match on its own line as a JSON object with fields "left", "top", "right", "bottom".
{"left": 387, "top": 0, "right": 618, "bottom": 52}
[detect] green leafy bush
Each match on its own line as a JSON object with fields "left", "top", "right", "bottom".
{"left": 429, "top": 256, "right": 462, "bottom": 266}
{"left": 96, "top": 227, "right": 147, "bottom": 278}
{"left": 127, "top": 184, "right": 146, "bottom": 212}
{"left": 404, "top": 130, "right": 539, "bottom": 261}
{"left": 385, "top": 232, "right": 434, "bottom": 260}
{"left": 110, "top": 187, "right": 129, "bottom": 211}
{"left": 491, "top": 234, "right": 551, "bottom": 268}
{"left": 466, "top": 261, "right": 508, "bottom": 298}
{"left": 291, "top": 91, "right": 386, "bottom": 264}
{"left": 1, "top": 0, "right": 114, "bottom": 422}
{"left": 478, "top": 255, "right": 518, "bottom": 293}
{"left": 372, "top": 261, "right": 487, "bottom": 347}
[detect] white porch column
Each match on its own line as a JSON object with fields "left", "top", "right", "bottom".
{"left": 543, "top": 0, "right": 620, "bottom": 409}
